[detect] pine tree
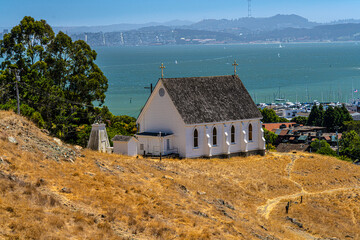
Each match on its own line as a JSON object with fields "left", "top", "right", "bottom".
{"left": 307, "top": 105, "right": 319, "bottom": 126}
{"left": 323, "top": 106, "right": 339, "bottom": 132}
{"left": 317, "top": 104, "right": 325, "bottom": 126}
{"left": 341, "top": 104, "right": 352, "bottom": 122}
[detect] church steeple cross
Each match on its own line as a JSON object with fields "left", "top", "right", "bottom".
{"left": 232, "top": 60, "right": 239, "bottom": 75}
{"left": 160, "top": 63, "right": 166, "bottom": 78}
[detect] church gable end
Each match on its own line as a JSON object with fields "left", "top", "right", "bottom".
{"left": 137, "top": 80, "right": 185, "bottom": 133}
{"left": 162, "top": 75, "right": 262, "bottom": 124}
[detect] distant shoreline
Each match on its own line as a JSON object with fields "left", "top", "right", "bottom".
{"left": 90, "top": 41, "right": 360, "bottom": 48}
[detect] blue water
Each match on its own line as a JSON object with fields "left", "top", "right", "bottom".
{"left": 94, "top": 42, "right": 360, "bottom": 117}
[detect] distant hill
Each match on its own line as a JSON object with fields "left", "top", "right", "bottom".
{"left": 186, "top": 14, "right": 319, "bottom": 33}
{"left": 53, "top": 20, "right": 194, "bottom": 34}
{"left": 244, "top": 23, "right": 360, "bottom": 42}
{"left": 70, "top": 22, "right": 360, "bottom": 46}
{"left": 71, "top": 27, "right": 242, "bottom": 46}
{"left": 4, "top": 15, "right": 360, "bottom": 45}
{"left": 54, "top": 14, "right": 316, "bottom": 34}
{"left": 66, "top": 14, "right": 360, "bottom": 46}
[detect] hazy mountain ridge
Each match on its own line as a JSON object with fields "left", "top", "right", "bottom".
{"left": 70, "top": 23, "right": 360, "bottom": 46}
{"left": 185, "top": 14, "right": 318, "bottom": 33}
{"left": 2, "top": 15, "right": 360, "bottom": 45}
{"left": 53, "top": 20, "right": 194, "bottom": 34}
{"left": 71, "top": 27, "right": 241, "bottom": 46}
{"left": 238, "top": 23, "right": 360, "bottom": 42}
{"left": 54, "top": 14, "right": 318, "bottom": 34}
{"left": 64, "top": 15, "right": 360, "bottom": 46}
{"left": 50, "top": 14, "right": 316, "bottom": 35}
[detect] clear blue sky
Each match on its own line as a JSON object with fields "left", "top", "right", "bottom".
{"left": 1, "top": 0, "right": 360, "bottom": 27}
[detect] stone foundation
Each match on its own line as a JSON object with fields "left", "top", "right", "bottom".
{"left": 200, "top": 149, "right": 266, "bottom": 159}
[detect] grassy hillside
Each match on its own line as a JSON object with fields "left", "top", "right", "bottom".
{"left": 1, "top": 111, "right": 360, "bottom": 239}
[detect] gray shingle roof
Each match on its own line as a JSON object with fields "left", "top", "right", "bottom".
{"left": 111, "top": 135, "right": 133, "bottom": 142}
{"left": 161, "top": 75, "right": 262, "bottom": 124}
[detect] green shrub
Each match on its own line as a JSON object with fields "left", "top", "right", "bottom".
{"left": 337, "top": 155, "right": 352, "bottom": 162}
{"left": 310, "top": 139, "right": 328, "bottom": 152}
{"left": 264, "top": 129, "right": 278, "bottom": 146}
{"left": 291, "top": 116, "right": 307, "bottom": 125}
{"left": 266, "top": 143, "right": 276, "bottom": 151}
{"left": 340, "top": 130, "right": 360, "bottom": 160}
{"left": 0, "top": 99, "right": 17, "bottom": 111}
{"left": 30, "top": 111, "right": 45, "bottom": 129}
{"left": 316, "top": 146, "right": 336, "bottom": 156}
{"left": 310, "top": 139, "right": 336, "bottom": 156}
{"left": 260, "top": 108, "right": 289, "bottom": 123}
{"left": 75, "top": 124, "right": 92, "bottom": 147}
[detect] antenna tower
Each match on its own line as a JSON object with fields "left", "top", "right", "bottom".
{"left": 248, "top": 0, "right": 252, "bottom": 18}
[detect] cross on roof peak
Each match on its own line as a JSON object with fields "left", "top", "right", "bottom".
{"left": 232, "top": 60, "right": 239, "bottom": 75}
{"left": 160, "top": 63, "right": 165, "bottom": 78}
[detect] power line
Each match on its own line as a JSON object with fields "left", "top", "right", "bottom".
{"left": 7, "top": 69, "right": 21, "bottom": 115}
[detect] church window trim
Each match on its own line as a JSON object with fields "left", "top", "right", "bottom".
{"left": 193, "top": 128, "right": 199, "bottom": 149}
{"left": 231, "top": 125, "right": 235, "bottom": 144}
{"left": 212, "top": 126, "right": 218, "bottom": 146}
{"left": 248, "top": 123, "right": 253, "bottom": 142}
{"left": 166, "top": 139, "right": 170, "bottom": 151}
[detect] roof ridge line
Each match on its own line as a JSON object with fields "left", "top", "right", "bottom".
{"left": 161, "top": 75, "right": 238, "bottom": 80}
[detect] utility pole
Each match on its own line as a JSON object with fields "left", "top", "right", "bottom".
{"left": 352, "top": 80, "right": 354, "bottom": 103}
{"left": 335, "top": 126, "right": 339, "bottom": 156}
{"left": 317, "top": 130, "right": 322, "bottom": 151}
{"left": 10, "top": 69, "right": 21, "bottom": 115}
{"left": 248, "top": 0, "right": 252, "bottom": 18}
{"left": 159, "top": 131, "right": 162, "bottom": 161}
{"left": 144, "top": 83, "right": 153, "bottom": 94}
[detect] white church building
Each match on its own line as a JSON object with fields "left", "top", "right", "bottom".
{"left": 131, "top": 74, "right": 266, "bottom": 158}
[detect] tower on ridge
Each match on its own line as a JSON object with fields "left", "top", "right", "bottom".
{"left": 248, "top": 0, "right": 252, "bottom": 18}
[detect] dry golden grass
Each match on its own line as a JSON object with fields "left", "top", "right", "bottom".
{"left": 1, "top": 110, "right": 360, "bottom": 239}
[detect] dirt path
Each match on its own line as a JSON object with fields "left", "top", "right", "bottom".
{"left": 285, "top": 155, "right": 306, "bottom": 191}
{"left": 257, "top": 154, "right": 303, "bottom": 219}
{"left": 257, "top": 153, "right": 360, "bottom": 239}
{"left": 257, "top": 153, "right": 360, "bottom": 219}
{"left": 257, "top": 185, "right": 359, "bottom": 220}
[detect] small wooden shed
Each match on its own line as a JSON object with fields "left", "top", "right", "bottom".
{"left": 112, "top": 135, "right": 138, "bottom": 156}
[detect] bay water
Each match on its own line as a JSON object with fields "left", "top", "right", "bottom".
{"left": 68, "top": 43, "right": 360, "bottom": 117}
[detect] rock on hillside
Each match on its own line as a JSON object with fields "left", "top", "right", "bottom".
{"left": 0, "top": 111, "right": 80, "bottom": 162}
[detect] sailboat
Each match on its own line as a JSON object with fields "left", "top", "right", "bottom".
{"left": 295, "top": 92, "right": 301, "bottom": 106}
{"left": 274, "top": 86, "right": 287, "bottom": 102}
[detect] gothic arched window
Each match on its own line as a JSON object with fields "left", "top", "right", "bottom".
{"left": 249, "top": 124, "right": 253, "bottom": 141}
{"left": 213, "top": 127, "right": 217, "bottom": 146}
{"left": 231, "top": 125, "right": 235, "bottom": 143}
{"left": 194, "top": 129, "right": 199, "bottom": 148}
